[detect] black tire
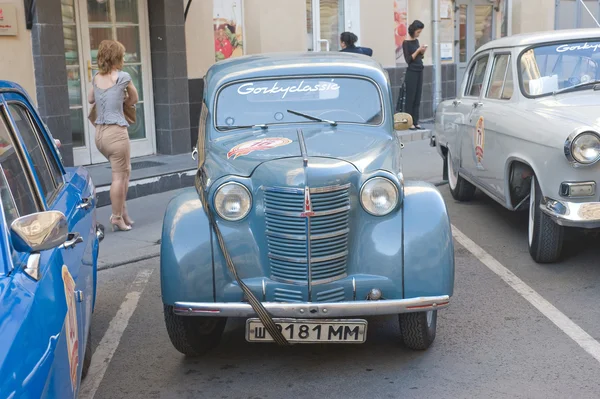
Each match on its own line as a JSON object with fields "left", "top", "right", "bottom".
{"left": 163, "top": 305, "right": 226, "bottom": 356}
{"left": 528, "top": 176, "right": 564, "bottom": 263}
{"left": 81, "top": 327, "right": 92, "bottom": 379}
{"left": 399, "top": 310, "right": 437, "bottom": 350}
{"left": 446, "top": 150, "right": 476, "bottom": 201}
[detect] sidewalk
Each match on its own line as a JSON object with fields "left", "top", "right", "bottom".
{"left": 97, "top": 188, "right": 186, "bottom": 270}
{"left": 97, "top": 131, "right": 443, "bottom": 270}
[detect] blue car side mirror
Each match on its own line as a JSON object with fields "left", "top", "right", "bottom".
{"left": 10, "top": 211, "right": 69, "bottom": 253}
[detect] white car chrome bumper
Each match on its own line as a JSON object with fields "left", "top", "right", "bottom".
{"left": 542, "top": 198, "right": 600, "bottom": 228}
{"left": 173, "top": 295, "right": 450, "bottom": 318}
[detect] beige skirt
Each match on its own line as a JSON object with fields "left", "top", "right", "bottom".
{"left": 95, "top": 124, "right": 131, "bottom": 174}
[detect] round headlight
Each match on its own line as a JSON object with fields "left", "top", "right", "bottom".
{"left": 214, "top": 182, "right": 252, "bottom": 221}
{"left": 572, "top": 132, "right": 600, "bottom": 164}
{"left": 360, "top": 177, "right": 398, "bottom": 216}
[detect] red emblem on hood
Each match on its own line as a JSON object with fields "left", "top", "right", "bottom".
{"left": 301, "top": 187, "right": 315, "bottom": 217}
{"left": 227, "top": 137, "right": 292, "bottom": 159}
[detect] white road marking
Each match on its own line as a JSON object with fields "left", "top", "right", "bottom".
{"left": 79, "top": 269, "right": 153, "bottom": 399}
{"left": 452, "top": 226, "right": 600, "bottom": 364}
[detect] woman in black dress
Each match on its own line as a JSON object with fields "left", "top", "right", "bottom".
{"left": 402, "top": 20, "right": 427, "bottom": 130}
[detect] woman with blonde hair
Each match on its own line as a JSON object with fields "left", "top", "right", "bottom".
{"left": 88, "top": 40, "right": 138, "bottom": 231}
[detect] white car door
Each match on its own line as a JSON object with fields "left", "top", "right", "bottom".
{"left": 472, "top": 51, "right": 516, "bottom": 200}
{"left": 458, "top": 52, "right": 491, "bottom": 182}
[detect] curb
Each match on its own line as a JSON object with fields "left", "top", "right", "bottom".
{"left": 398, "top": 129, "right": 433, "bottom": 143}
{"left": 98, "top": 249, "right": 160, "bottom": 271}
{"left": 96, "top": 169, "right": 196, "bottom": 208}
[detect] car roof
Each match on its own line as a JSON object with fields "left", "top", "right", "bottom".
{"left": 476, "top": 28, "right": 600, "bottom": 53}
{"left": 0, "top": 80, "right": 26, "bottom": 93}
{"left": 204, "top": 52, "right": 389, "bottom": 99}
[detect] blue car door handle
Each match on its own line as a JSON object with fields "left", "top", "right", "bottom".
{"left": 61, "top": 232, "right": 84, "bottom": 250}
{"left": 77, "top": 195, "right": 94, "bottom": 211}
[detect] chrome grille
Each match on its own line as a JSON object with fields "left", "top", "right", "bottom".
{"left": 273, "top": 288, "right": 304, "bottom": 303}
{"left": 316, "top": 287, "right": 346, "bottom": 302}
{"left": 264, "top": 184, "right": 351, "bottom": 284}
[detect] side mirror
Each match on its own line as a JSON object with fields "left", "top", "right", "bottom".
{"left": 394, "top": 112, "right": 413, "bottom": 131}
{"left": 10, "top": 211, "right": 68, "bottom": 253}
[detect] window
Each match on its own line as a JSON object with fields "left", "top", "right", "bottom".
{"left": 8, "top": 104, "right": 63, "bottom": 202}
{"left": 215, "top": 77, "right": 383, "bottom": 131}
{"left": 520, "top": 41, "right": 600, "bottom": 97}
{"left": 0, "top": 166, "right": 20, "bottom": 226}
{"left": 486, "top": 54, "right": 513, "bottom": 100}
{"left": 0, "top": 112, "right": 37, "bottom": 220}
{"left": 465, "top": 56, "right": 489, "bottom": 97}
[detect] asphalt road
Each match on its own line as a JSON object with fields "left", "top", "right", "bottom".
{"left": 83, "top": 142, "right": 600, "bottom": 399}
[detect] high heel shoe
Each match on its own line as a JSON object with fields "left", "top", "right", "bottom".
{"left": 123, "top": 215, "right": 135, "bottom": 226}
{"left": 110, "top": 215, "right": 132, "bottom": 232}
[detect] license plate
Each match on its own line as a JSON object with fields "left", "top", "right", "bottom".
{"left": 245, "top": 318, "right": 367, "bottom": 343}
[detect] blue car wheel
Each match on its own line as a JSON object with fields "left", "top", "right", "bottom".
{"left": 399, "top": 311, "right": 437, "bottom": 350}
{"left": 163, "top": 305, "right": 227, "bottom": 356}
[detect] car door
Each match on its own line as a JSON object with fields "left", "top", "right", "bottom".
{"left": 0, "top": 96, "right": 79, "bottom": 398}
{"left": 472, "top": 51, "right": 516, "bottom": 200}
{"left": 459, "top": 52, "right": 491, "bottom": 182}
{"left": 2, "top": 92, "right": 97, "bottom": 396}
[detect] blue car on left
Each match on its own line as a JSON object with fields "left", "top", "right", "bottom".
{"left": 0, "top": 81, "right": 102, "bottom": 398}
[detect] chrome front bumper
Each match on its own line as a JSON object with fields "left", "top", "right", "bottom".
{"left": 173, "top": 295, "right": 450, "bottom": 318}
{"left": 542, "top": 198, "right": 600, "bottom": 228}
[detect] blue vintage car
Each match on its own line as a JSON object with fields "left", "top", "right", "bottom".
{"left": 0, "top": 81, "right": 101, "bottom": 397}
{"left": 161, "top": 53, "right": 454, "bottom": 352}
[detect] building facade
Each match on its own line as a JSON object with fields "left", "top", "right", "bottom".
{"left": 0, "top": 0, "right": 594, "bottom": 167}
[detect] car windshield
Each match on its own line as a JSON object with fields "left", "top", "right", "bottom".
{"left": 520, "top": 40, "right": 600, "bottom": 96}
{"left": 215, "top": 77, "right": 383, "bottom": 130}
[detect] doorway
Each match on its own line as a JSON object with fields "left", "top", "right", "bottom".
{"left": 306, "top": 0, "right": 360, "bottom": 52}
{"left": 455, "top": 0, "right": 498, "bottom": 91}
{"left": 62, "top": 0, "right": 155, "bottom": 166}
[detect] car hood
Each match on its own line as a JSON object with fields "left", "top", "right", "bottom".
{"left": 530, "top": 91, "right": 600, "bottom": 129}
{"left": 204, "top": 125, "right": 400, "bottom": 178}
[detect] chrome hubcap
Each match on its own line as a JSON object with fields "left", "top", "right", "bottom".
{"left": 447, "top": 152, "right": 458, "bottom": 190}
{"left": 426, "top": 311, "right": 433, "bottom": 327}
{"left": 528, "top": 176, "right": 535, "bottom": 246}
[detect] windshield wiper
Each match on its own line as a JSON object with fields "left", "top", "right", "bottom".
{"left": 287, "top": 109, "right": 337, "bottom": 126}
{"left": 216, "top": 124, "right": 270, "bottom": 131}
{"left": 552, "top": 80, "right": 600, "bottom": 95}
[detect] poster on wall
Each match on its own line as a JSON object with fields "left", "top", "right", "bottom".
{"left": 214, "top": 0, "right": 244, "bottom": 62}
{"left": 394, "top": 0, "right": 408, "bottom": 65}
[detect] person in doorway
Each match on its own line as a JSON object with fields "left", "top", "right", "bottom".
{"left": 340, "top": 32, "right": 373, "bottom": 56}
{"left": 402, "top": 20, "right": 427, "bottom": 130}
{"left": 88, "top": 40, "right": 139, "bottom": 232}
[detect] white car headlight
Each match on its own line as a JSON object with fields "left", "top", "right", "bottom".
{"left": 572, "top": 132, "right": 600, "bottom": 164}
{"left": 214, "top": 182, "right": 252, "bottom": 221}
{"left": 360, "top": 177, "right": 398, "bottom": 216}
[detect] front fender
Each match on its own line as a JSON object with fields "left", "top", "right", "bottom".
{"left": 403, "top": 181, "right": 454, "bottom": 298}
{"left": 160, "top": 188, "right": 214, "bottom": 305}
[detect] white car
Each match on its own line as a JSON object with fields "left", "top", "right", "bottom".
{"left": 433, "top": 29, "right": 600, "bottom": 263}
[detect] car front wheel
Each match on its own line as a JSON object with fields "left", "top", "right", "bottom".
{"left": 447, "top": 150, "right": 476, "bottom": 201}
{"left": 163, "top": 305, "right": 227, "bottom": 356}
{"left": 528, "top": 176, "right": 564, "bottom": 263}
{"left": 399, "top": 310, "right": 437, "bottom": 350}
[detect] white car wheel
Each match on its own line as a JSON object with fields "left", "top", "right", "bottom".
{"left": 446, "top": 150, "right": 476, "bottom": 201}
{"left": 527, "top": 176, "right": 564, "bottom": 263}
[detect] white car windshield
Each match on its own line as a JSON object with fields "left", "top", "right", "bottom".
{"left": 215, "top": 77, "right": 383, "bottom": 130}
{"left": 520, "top": 40, "right": 600, "bottom": 96}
